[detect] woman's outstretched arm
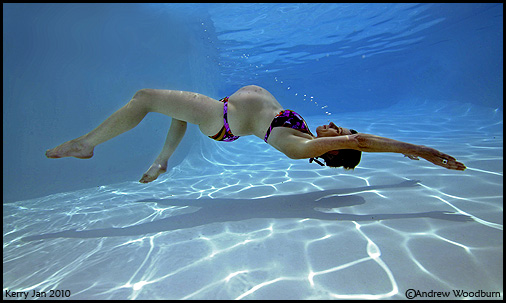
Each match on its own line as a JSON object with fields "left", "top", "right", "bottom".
{"left": 275, "top": 131, "right": 466, "bottom": 171}
{"left": 352, "top": 133, "right": 466, "bottom": 170}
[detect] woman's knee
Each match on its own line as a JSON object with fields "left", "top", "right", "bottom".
{"left": 128, "top": 89, "right": 156, "bottom": 112}
{"left": 132, "top": 88, "right": 155, "bottom": 101}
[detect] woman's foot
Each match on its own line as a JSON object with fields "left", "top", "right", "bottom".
{"left": 139, "top": 162, "right": 167, "bottom": 183}
{"left": 46, "top": 139, "right": 94, "bottom": 159}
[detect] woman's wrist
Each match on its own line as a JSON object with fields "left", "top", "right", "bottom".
{"left": 413, "top": 145, "right": 429, "bottom": 158}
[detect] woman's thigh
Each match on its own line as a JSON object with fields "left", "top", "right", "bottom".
{"left": 137, "top": 89, "right": 223, "bottom": 133}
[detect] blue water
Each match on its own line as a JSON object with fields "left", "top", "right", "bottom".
{"left": 3, "top": 3, "right": 503, "bottom": 300}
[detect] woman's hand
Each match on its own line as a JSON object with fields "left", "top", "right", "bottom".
{"left": 403, "top": 154, "right": 419, "bottom": 160}
{"left": 416, "top": 146, "right": 467, "bottom": 171}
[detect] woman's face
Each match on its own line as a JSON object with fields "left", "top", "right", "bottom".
{"left": 316, "top": 122, "right": 353, "bottom": 138}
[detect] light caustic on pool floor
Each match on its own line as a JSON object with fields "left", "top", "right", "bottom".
{"left": 3, "top": 101, "right": 503, "bottom": 299}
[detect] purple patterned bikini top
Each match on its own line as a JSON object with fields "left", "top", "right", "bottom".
{"left": 264, "top": 109, "right": 313, "bottom": 143}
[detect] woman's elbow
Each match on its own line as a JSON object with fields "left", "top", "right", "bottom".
{"left": 355, "top": 134, "right": 369, "bottom": 151}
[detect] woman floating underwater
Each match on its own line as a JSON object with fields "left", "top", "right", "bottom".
{"left": 46, "top": 85, "right": 466, "bottom": 183}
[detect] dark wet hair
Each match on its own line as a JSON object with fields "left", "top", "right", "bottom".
{"left": 318, "top": 149, "right": 362, "bottom": 170}
{"left": 309, "top": 129, "right": 362, "bottom": 170}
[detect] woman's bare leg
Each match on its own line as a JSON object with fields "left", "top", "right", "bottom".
{"left": 140, "top": 118, "right": 187, "bottom": 183}
{"left": 45, "top": 89, "right": 219, "bottom": 159}
{"left": 46, "top": 90, "right": 151, "bottom": 159}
